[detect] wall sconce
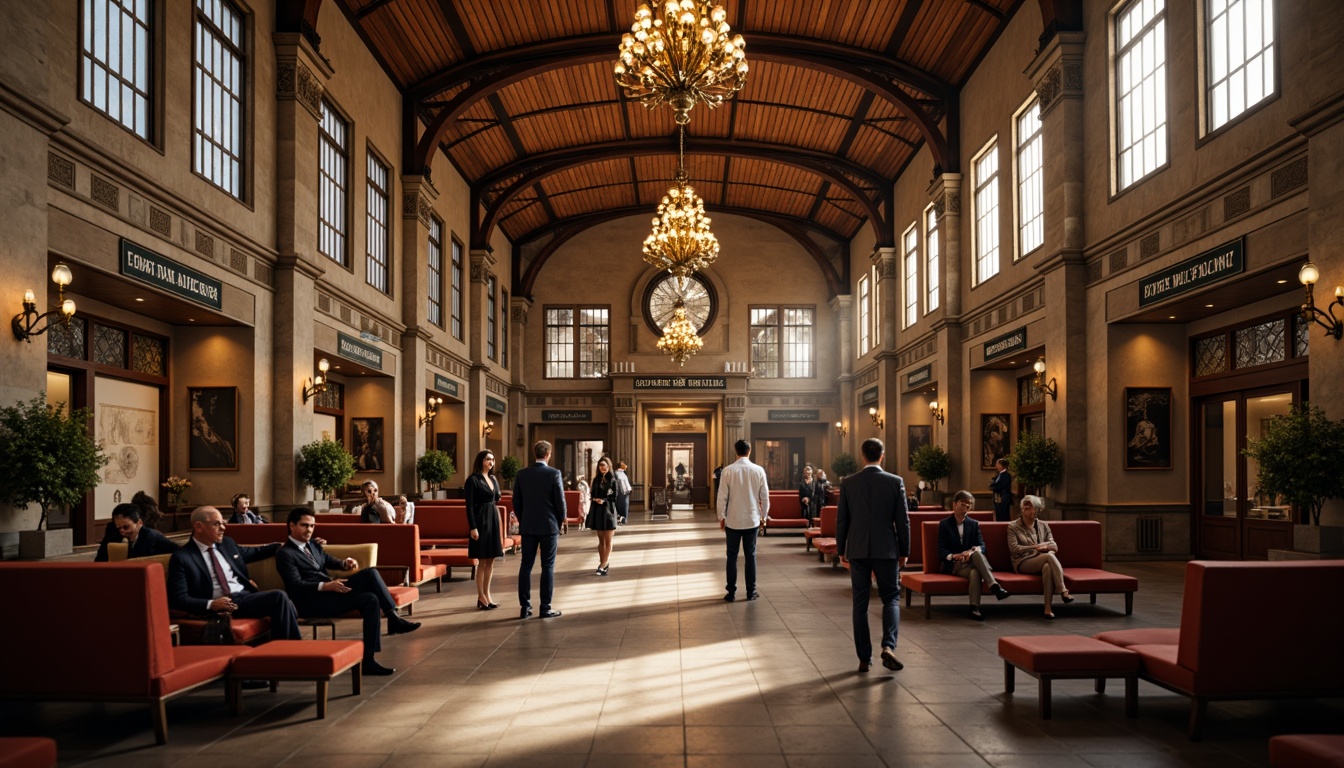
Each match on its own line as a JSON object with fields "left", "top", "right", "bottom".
{"left": 1299, "top": 262, "right": 1343, "bottom": 340}
{"left": 419, "top": 396, "right": 443, "bottom": 427}
{"left": 834, "top": 421, "right": 847, "bottom": 438}
{"left": 868, "top": 406, "right": 884, "bottom": 429}
{"left": 301, "top": 358, "right": 330, "bottom": 403}
{"left": 481, "top": 420, "right": 494, "bottom": 438}
{"left": 12, "top": 264, "right": 76, "bottom": 343}
{"left": 1033, "top": 356, "right": 1058, "bottom": 401}
{"left": 929, "top": 400, "right": 945, "bottom": 424}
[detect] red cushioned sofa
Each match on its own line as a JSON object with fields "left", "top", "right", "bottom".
{"left": 0, "top": 562, "right": 249, "bottom": 744}
{"left": 900, "top": 520, "right": 1138, "bottom": 618}
{"left": 763, "top": 491, "right": 808, "bottom": 534}
{"left": 1094, "top": 560, "right": 1344, "bottom": 740}
{"left": 906, "top": 510, "right": 992, "bottom": 569}
{"left": 226, "top": 523, "right": 440, "bottom": 597}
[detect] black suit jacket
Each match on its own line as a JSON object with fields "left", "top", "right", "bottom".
{"left": 937, "top": 515, "right": 987, "bottom": 574}
{"left": 167, "top": 538, "right": 280, "bottom": 614}
{"left": 94, "top": 524, "right": 179, "bottom": 562}
{"left": 274, "top": 540, "right": 343, "bottom": 608}
{"left": 513, "top": 461, "right": 566, "bottom": 536}
{"left": 836, "top": 465, "right": 910, "bottom": 560}
{"left": 990, "top": 470, "right": 1014, "bottom": 509}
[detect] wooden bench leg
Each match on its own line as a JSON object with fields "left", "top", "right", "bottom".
{"left": 1095, "top": 677, "right": 1106, "bottom": 694}
{"left": 1124, "top": 675, "right": 1138, "bottom": 718}
{"left": 352, "top": 663, "right": 362, "bottom": 696}
{"left": 1187, "top": 698, "right": 1207, "bottom": 741}
{"left": 1039, "top": 676, "right": 1052, "bottom": 719}
{"left": 229, "top": 679, "right": 243, "bottom": 716}
{"left": 1125, "top": 592, "right": 1134, "bottom": 615}
{"left": 1090, "top": 593, "right": 1098, "bottom": 604}
{"left": 316, "top": 679, "right": 330, "bottom": 719}
{"left": 1004, "top": 660, "right": 1015, "bottom": 694}
{"left": 152, "top": 699, "right": 169, "bottom": 744}
{"left": 924, "top": 594, "right": 932, "bottom": 620}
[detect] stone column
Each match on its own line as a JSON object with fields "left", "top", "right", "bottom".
{"left": 872, "top": 247, "right": 899, "bottom": 353}
{"left": 927, "top": 174, "right": 963, "bottom": 317}
{"left": 271, "top": 34, "right": 331, "bottom": 505}
{"left": 468, "top": 250, "right": 497, "bottom": 460}
{"left": 1026, "top": 31, "right": 1088, "bottom": 509}
{"left": 398, "top": 176, "right": 437, "bottom": 492}
{"left": 830, "top": 294, "right": 854, "bottom": 453}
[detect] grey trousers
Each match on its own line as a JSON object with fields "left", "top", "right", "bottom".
{"left": 1016, "top": 551, "right": 1066, "bottom": 606}
{"left": 951, "top": 551, "right": 998, "bottom": 607}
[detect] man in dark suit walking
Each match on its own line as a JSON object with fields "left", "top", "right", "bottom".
{"left": 836, "top": 438, "right": 910, "bottom": 673}
{"left": 166, "top": 506, "right": 301, "bottom": 640}
{"left": 938, "top": 490, "right": 1010, "bottom": 620}
{"left": 989, "top": 459, "right": 1014, "bottom": 522}
{"left": 275, "top": 508, "right": 421, "bottom": 675}
{"left": 515, "top": 440, "right": 566, "bottom": 619}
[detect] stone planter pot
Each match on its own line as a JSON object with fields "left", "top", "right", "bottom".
{"left": 433, "top": 490, "right": 448, "bottom": 500}
{"left": 1293, "top": 524, "right": 1344, "bottom": 555}
{"left": 19, "top": 528, "right": 73, "bottom": 560}
{"left": 310, "top": 499, "right": 331, "bottom": 512}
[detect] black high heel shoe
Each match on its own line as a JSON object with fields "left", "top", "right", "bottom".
{"left": 1061, "top": 592, "right": 1075, "bottom": 604}
{"left": 477, "top": 600, "right": 490, "bottom": 610}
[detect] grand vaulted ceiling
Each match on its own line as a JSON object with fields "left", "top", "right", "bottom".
{"left": 328, "top": 0, "right": 1027, "bottom": 295}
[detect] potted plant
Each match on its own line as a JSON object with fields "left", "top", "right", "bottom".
{"left": 296, "top": 438, "right": 357, "bottom": 511}
{"left": 498, "top": 455, "right": 523, "bottom": 490}
{"left": 0, "top": 394, "right": 108, "bottom": 559}
{"left": 416, "top": 449, "right": 456, "bottom": 499}
{"left": 910, "top": 444, "right": 953, "bottom": 507}
{"left": 1008, "top": 431, "right": 1064, "bottom": 511}
{"left": 1243, "top": 402, "right": 1344, "bottom": 555}
{"left": 831, "top": 452, "right": 859, "bottom": 481}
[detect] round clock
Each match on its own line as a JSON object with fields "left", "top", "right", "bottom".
{"left": 642, "top": 273, "right": 717, "bottom": 336}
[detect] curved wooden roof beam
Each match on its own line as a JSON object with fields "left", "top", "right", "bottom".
{"left": 514, "top": 206, "right": 846, "bottom": 299}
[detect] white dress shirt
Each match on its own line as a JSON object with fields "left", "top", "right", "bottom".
{"left": 715, "top": 456, "right": 770, "bottom": 530}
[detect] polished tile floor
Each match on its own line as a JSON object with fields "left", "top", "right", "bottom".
{"left": 6, "top": 508, "right": 1339, "bottom": 767}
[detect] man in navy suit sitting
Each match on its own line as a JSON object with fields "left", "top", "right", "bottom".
{"left": 275, "top": 508, "right": 421, "bottom": 676}
{"left": 937, "top": 491, "right": 1010, "bottom": 620}
{"left": 514, "top": 440, "right": 566, "bottom": 619}
{"left": 166, "top": 506, "right": 301, "bottom": 639}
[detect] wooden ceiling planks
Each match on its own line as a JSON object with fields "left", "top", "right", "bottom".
{"left": 368, "top": 0, "right": 462, "bottom": 85}
{"left": 455, "top": 0, "right": 608, "bottom": 56}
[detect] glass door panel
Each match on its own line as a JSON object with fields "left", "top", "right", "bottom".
{"left": 1198, "top": 398, "right": 1239, "bottom": 559}
{"left": 1243, "top": 391, "right": 1296, "bottom": 558}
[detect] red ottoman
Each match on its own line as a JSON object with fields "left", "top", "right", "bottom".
{"left": 998, "top": 635, "right": 1141, "bottom": 719}
{"left": 229, "top": 640, "right": 364, "bottom": 718}
{"left": 0, "top": 738, "right": 57, "bottom": 768}
{"left": 1270, "top": 735, "right": 1344, "bottom": 768}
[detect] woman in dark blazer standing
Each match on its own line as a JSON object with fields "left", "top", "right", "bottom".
{"left": 587, "top": 456, "right": 618, "bottom": 575}
{"left": 465, "top": 449, "right": 505, "bottom": 609}
{"left": 798, "top": 464, "right": 822, "bottom": 523}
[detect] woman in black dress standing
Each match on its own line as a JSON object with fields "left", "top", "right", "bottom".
{"left": 798, "top": 464, "right": 822, "bottom": 523}
{"left": 465, "top": 449, "right": 504, "bottom": 609}
{"left": 588, "top": 456, "right": 618, "bottom": 575}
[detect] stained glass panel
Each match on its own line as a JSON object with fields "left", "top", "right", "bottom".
{"left": 92, "top": 323, "right": 127, "bottom": 368}
{"left": 1194, "top": 334, "right": 1228, "bottom": 377}
{"left": 47, "top": 316, "right": 86, "bottom": 359}
{"left": 1234, "top": 319, "right": 1285, "bottom": 369}
{"left": 1019, "top": 376, "right": 1043, "bottom": 406}
{"left": 314, "top": 380, "right": 343, "bottom": 411}
{"left": 132, "top": 334, "right": 165, "bottom": 376}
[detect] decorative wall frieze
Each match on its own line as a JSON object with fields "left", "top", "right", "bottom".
{"left": 276, "top": 59, "right": 323, "bottom": 119}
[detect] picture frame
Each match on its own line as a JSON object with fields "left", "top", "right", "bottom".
{"left": 1124, "top": 387, "right": 1172, "bottom": 470}
{"left": 188, "top": 387, "right": 238, "bottom": 470}
{"left": 980, "top": 413, "right": 1011, "bottom": 469}
{"left": 350, "top": 417, "right": 385, "bottom": 473}
{"left": 907, "top": 425, "right": 931, "bottom": 470}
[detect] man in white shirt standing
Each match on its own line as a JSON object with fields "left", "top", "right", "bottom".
{"left": 715, "top": 439, "right": 770, "bottom": 602}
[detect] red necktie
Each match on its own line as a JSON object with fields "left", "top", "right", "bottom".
{"left": 206, "top": 545, "right": 234, "bottom": 597}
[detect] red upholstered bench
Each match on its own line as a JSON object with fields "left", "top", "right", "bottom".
{"left": 1270, "top": 735, "right": 1344, "bottom": 768}
{"left": 229, "top": 640, "right": 364, "bottom": 719}
{"left": 998, "top": 635, "right": 1140, "bottom": 720}
{"left": 0, "top": 737, "right": 57, "bottom": 767}
{"left": 420, "top": 547, "right": 478, "bottom": 579}
{"left": 416, "top": 506, "right": 472, "bottom": 548}
{"left": 811, "top": 506, "right": 839, "bottom": 564}
{"left": 763, "top": 492, "right": 808, "bottom": 534}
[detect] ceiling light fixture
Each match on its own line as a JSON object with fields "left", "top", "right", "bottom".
{"left": 657, "top": 298, "right": 704, "bottom": 366}
{"left": 642, "top": 125, "right": 719, "bottom": 288}
{"left": 614, "top": 1, "right": 748, "bottom": 126}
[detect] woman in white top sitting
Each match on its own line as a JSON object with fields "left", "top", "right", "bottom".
{"left": 1006, "top": 495, "right": 1074, "bottom": 618}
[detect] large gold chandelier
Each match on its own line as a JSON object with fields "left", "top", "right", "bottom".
{"left": 657, "top": 299, "right": 704, "bottom": 366}
{"left": 643, "top": 125, "right": 718, "bottom": 286}
{"left": 614, "top": 1, "right": 748, "bottom": 126}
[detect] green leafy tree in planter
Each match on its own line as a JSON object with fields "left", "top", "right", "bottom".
{"left": 416, "top": 450, "right": 456, "bottom": 493}
{"left": 296, "top": 438, "right": 357, "bottom": 502}
{"left": 911, "top": 444, "right": 953, "bottom": 492}
{"left": 1242, "top": 403, "right": 1344, "bottom": 526}
{"left": 0, "top": 394, "right": 108, "bottom": 530}
{"left": 497, "top": 455, "right": 524, "bottom": 488}
{"left": 831, "top": 452, "right": 860, "bottom": 480}
{"left": 1008, "top": 431, "right": 1064, "bottom": 496}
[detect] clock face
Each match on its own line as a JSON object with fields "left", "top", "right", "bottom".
{"left": 644, "top": 273, "right": 716, "bottom": 336}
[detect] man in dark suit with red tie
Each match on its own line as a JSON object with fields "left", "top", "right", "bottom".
{"left": 275, "top": 508, "right": 421, "bottom": 676}
{"left": 514, "top": 440, "right": 567, "bottom": 619}
{"left": 836, "top": 438, "right": 909, "bottom": 674}
{"left": 166, "top": 506, "right": 301, "bottom": 640}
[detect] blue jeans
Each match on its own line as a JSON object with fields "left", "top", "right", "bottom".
{"left": 518, "top": 533, "right": 558, "bottom": 610}
{"left": 725, "top": 526, "right": 758, "bottom": 594}
{"left": 848, "top": 558, "right": 900, "bottom": 662}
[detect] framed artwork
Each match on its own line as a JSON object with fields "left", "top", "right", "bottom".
{"left": 188, "top": 387, "right": 238, "bottom": 470}
{"left": 434, "top": 432, "right": 458, "bottom": 472}
{"left": 351, "top": 417, "right": 385, "bottom": 473}
{"left": 1125, "top": 387, "right": 1172, "bottom": 470}
{"left": 981, "top": 413, "right": 1011, "bottom": 469}
{"left": 907, "top": 425, "right": 931, "bottom": 470}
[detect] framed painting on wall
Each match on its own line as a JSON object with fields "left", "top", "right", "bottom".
{"left": 1125, "top": 387, "right": 1172, "bottom": 470}
{"left": 188, "top": 387, "right": 238, "bottom": 470}
{"left": 907, "top": 425, "right": 931, "bottom": 470}
{"left": 351, "top": 417, "right": 385, "bottom": 472}
{"left": 980, "top": 413, "right": 1011, "bottom": 469}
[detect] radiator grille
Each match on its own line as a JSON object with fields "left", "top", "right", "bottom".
{"left": 1137, "top": 516, "right": 1162, "bottom": 553}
